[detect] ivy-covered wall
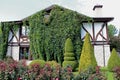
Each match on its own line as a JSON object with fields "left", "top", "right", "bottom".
{"left": 0, "top": 5, "right": 90, "bottom": 64}
{"left": 26, "top": 5, "right": 90, "bottom": 64}
{"left": 0, "top": 22, "right": 19, "bottom": 59}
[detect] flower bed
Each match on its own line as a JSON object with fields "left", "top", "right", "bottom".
{"left": 0, "top": 59, "right": 73, "bottom": 80}
{"left": 0, "top": 58, "right": 118, "bottom": 80}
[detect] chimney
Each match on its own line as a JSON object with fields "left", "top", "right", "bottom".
{"left": 93, "top": 4, "right": 103, "bottom": 17}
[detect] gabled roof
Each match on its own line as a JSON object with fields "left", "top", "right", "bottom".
{"left": 22, "top": 4, "right": 90, "bottom": 21}
{"left": 82, "top": 17, "right": 114, "bottom": 22}
{"left": 92, "top": 17, "right": 114, "bottom": 22}
{"left": 2, "top": 4, "right": 114, "bottom": 23}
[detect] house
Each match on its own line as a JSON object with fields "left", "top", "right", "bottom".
{"left": 1, "top": 5, "right": 113, "bottom": 67}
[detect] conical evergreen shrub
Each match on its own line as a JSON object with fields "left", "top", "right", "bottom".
{"left": 107, "top": 48, "right": 120, "bottom": 71}
{"left": 62, "top": 38, "right": 77, "bottom": 70}
{"left": 79, "top": 33, "right": 97, "bottom": 72}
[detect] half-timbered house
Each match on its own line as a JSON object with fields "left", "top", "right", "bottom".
{"left": 1, "top": 4, "right": 113, "bottom": 66}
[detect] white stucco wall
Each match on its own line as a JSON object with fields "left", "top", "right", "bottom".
{"left": 7, "top": 46, "right": 20, "bottom": 61}
{"left": 12, "top": 30, "right": 19, "bottom": 42}
{"left": 12, "top": 46, "right": 19, "bottom": 61}
{"left": 81, "top": 22, "right": 107, "bottom": 41}
{"left": 8, "top": 29, "right": 19, "bottom": 42}
{"left": 94, "top": 45, "right": 110, "bottom": 67}
{"left": 104, "top": 45, "right": 111, "bottom": 66}
{"left": 94, "top": 23, "right": 107, "bottom": 41}
{"left": 81, "top": 23, "right": 93, "bottom": 40}
{"left": 6, "top": 46, "right": 12, "bottom": 56}
{"left": 7, "top": 29, "right": 20, "bottom": 61}
{"left": 8, "top": 31, "right": 13, "bottom": 42}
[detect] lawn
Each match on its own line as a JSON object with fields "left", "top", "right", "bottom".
{"left": 100, "top": 67, "right": 115, "bottom": 80}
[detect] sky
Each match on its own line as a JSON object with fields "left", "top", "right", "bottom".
{"left": 0, "top": 0, "right": 120, "bottom": 29}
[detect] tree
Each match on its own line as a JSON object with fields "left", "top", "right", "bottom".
{"left": 110, "top": 36, "right": 120, "bottom": 51}
{"left": 107, "top": 48, "right": 120, "bottom": 71}
{"left": 62, "top": 38, "right": 77, "bottom": 70}
{"left": 79, "top": 33, "right": 97, "bottom": 72}
{"left": 108, "top": 24, "right": 118, "bottom": 38}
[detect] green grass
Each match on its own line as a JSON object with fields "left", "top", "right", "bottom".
{"left": 100, "top": 67, "right": 115, "bottom": 80}
{"left": 107, "top": 71, "right": 114, "bottom": 80}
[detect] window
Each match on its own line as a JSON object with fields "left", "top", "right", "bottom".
{"left": 20, "top": 26, "right": 29, "bottom": 36}
{"left": 19, "top": 47, "right": 29, "bottom": 59}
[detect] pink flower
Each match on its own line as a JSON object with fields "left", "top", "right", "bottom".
{"left": 55, "top": 78, "right": 59, "bottom": 80}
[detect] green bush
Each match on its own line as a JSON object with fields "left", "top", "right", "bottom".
{"left": 107, "top": 48, "right": 120, "bottom": 71}
{"left": 113, "top": 66, "right": 120, "bottom": 80}
{"left": 64, "top": 57, "right": 75, "bottom": 61}
{"left": 29, "top": 60, "right": 46, "bottom": 68}
{"left": 74, "top": 67, "right": 95, "bottom": 80}
{"left": 79, "top": 33, "right": 97, "bottom": 72}
{"left": 65, "top": 38, "right": 74, "bottom": 52}
{"left": 62, "top": 38, "right": 77, "bottom": 70}
{"left": 46, "top": 60, "right": 60, "bottom": 68}
{"left": 63, "top": 61, "right": 77, "bottom": 69}
{"left": 64, "top": 52, "right": 74, "bottom": 57}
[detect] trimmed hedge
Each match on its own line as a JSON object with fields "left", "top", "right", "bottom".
{"left": 63, "top": 61, "right": 77, "bottom": 69}
{"left": 107, "top": 48, "right": 120, "bottom": 71}
{"left": 62, "top": 38, "right": 77, "bottom": 70}
{"left": 29, "top": 60, "right": 46, "bottom": 68}
{"left": 65, "top": 38, "right": 74, "bottom": 52}
{"left": 46, "top": 60, "right": 60, "bottom": 68}
{"left": 64, "top": 57, "right": 75, "bottom": 61}
{"left": 64, "top": 52, "right": 75, "bottom": 57}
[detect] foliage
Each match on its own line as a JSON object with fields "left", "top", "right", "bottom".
{"left": 88, "top": 73, "right": 107, "bottom": 80}
{"left": 110, "top": 36, "right": 120, "bottom": 51}
{"left": 113, "top": 66, "right": 120, "bottom": 80}
{"left": 79, "top": 33, "right": 97, "bottom": 72}
{"left": 62, "top": 38, "right": 77, "bottom": 70}
{"left": 108, "top": 24, "right": 118, "bottom": 38}
{"left": 88, "top": 66, "right": 107, "bottom": 80}
{"left": 0, "top": 59, "right": 110, "bottom": 80}
{"left": 0, "top": 5, "right": 91, "bottom": 62}
{"left": 29, "top": 59, "right": 46, "bottom": 68}
{"left": 60, "top": 66, "right": 74, "bottom": 80}
{"left": 74, "top": 66, "right": 106, "bottom": 80}
{"left": 27, "top": 5, "right": 90, "bottom": 63}
{"left": 100, "top": 67, "right": 115, "bottom": 80}
{"left": 65, "top": 38, "right": 74, "bottom": 52}
{"left": 46, "top": 60, "right": 60, "bottom": 68}
{"left": 0, "top": 22, "right": 19, "bottom": 59}
{"left": 0, "top": 59, "right": 28, "bottom": 80}
{"left": 74, "top": 67, "right": 95, "bottom": 80}
{"left": 0, "top": 59, "right": 75, "bottom": 80}
{"left": 107, "top": 48, "right": 120, "bottom": 71}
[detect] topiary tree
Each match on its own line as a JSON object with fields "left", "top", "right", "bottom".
{"left": 62, "top": 38, "right": 77, "bottom": 70}
{"left": 79, "top": 33, "right": 97, "bottom": 72}
{"left": 107, "top": 48, "right": 120, "bottom": 71}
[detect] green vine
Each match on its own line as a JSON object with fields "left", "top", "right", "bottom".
{"left": 0, "top": 5, "right": 91, "bottom": 63}
{"left": 27, "top": 5, "right": 90, "bottom": 64}
{"left": 0, "top": 22, "right": 19, "bottom": 59}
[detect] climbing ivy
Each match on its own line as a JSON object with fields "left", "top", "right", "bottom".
{"left": 0, "top": 22, "right": 19, "bottom": 59}
{"left": 26, "top": 5, "right": 90, "bottom": 64}
{"left": 0, "top": 5, "right": 91, "bottom": 64}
